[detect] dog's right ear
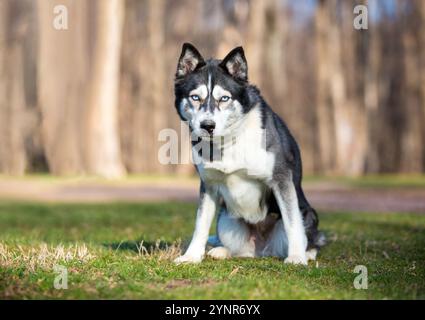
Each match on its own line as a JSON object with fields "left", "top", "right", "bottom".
{"left": 176, "top": 43, "right": 206, "bottom": 79}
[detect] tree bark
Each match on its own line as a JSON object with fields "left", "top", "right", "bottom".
{"left": 37, "top": 0, "right": 88, "bottom": 175}
{"left": 315, "top": 0, "right": 335, "bottom": 173}
{"left": 364, "top": 9, "right": 381, "bottom": 173}
{"left": 85, "top": 0, "right": 126, "bottom": 178}
{"left": 420, "top": 0, "right": 425, "bottom": 169}
{"left": 0, "top": 0, "right": 31, "bottom": 175}
{"left": 264, "top": 0, "right": 286, "bottom": 107}
{"left": 246, "top": 0, "right": 266, "bottom": 85}
{"left": 146, "top": 0, "right": 168, "bottom": 174}
{"left": 399, "top": 4, "right": 423, "bottom": 172}
{"left": 332, "top": 0, "right": 368, "bottom": 176}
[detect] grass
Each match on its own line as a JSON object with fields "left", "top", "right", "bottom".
{"left": 1, "top": 173, "right": 424, "bottom": 188}
{"left": 304, "top": 174, "right": 425, "bottom": 189}
{"left": 0, "top": 173, "right": 199, "bottom": 186}
{"left": 0, "top": 201, "right": 424, "bottom": 299}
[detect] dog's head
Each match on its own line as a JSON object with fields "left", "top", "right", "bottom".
{"left": 174, "top": 43, "right": 252, "bottom": 138}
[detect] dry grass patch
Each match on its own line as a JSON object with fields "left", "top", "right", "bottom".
{"left": 0, "top": 243, "right": 95, "bottom": 273}
{"left": 111, "top": 239, "right": 183, "bottom": 261}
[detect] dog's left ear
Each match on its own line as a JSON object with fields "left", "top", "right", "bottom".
{"left": 219, "top": 46, "right": 248, "bottom": 82}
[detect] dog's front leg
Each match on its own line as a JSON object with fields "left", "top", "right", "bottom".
{"left": 174, "top": 186, "right": 218, "bottom": 264}
{"left": 271, "top": 177, "right": 308, "bottom": 265}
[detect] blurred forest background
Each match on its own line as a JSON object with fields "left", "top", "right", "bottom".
{"left": 1, "top": 0, "right": 425, "bottom": 178}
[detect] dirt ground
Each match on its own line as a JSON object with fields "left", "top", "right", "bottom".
{"left": 0, "top": 178, "right": 424, "bottom": 214}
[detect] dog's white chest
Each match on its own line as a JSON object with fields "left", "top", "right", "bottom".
{"left": 197, "top": 152, "right": 272, "bottom": 224}
{"left": 219, "top": 173, "right": 267, "bottom": 223}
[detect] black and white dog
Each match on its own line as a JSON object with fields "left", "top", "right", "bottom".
{"left": 173, "top": 43, "right": 325, "bottom": 265}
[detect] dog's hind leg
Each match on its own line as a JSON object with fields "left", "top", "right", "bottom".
{"left": 293, "top": 174, "right": 326, "bottom": 250}
{"left": 290, "top": 143, "right": 326, "bottom": 250}
{"left": 207, "top": 209, "right": 255, "bottom": 259}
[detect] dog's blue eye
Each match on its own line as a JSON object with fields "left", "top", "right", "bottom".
{"left": 220, "top": 96, "right": 230, "bottom": 102}
{"left": 190, "top": 95, "right": 200, "bottom": 101}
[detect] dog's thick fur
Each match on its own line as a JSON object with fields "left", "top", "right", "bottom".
{"left": 173, "top": 43, "right": 325, "bottom": 265}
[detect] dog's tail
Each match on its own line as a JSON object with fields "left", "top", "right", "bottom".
{"left": 313, "top": 230, "right": 327, "bottom": 248}
{"left": 302, "top": 206, "right": 326, "bottom": 250}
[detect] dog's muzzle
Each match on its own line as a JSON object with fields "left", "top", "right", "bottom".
{"left": 200, "top": 120, "right": 216, "bottom": 135}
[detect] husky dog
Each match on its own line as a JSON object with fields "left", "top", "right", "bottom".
{"left": 173, "top": 43, "right": 325, "bottom": 265}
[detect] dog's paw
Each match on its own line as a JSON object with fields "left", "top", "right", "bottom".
{"left": 306, "top": 248, "right": 318, "bottom": 261}
{"left": 173, "top": 254, "right": 203, "bottom": 265}
{"left": 207, "top": 247, "right": 231, "bottom": 260}
{"left": 284, "top": 254, "right": 308, "bottom": 265}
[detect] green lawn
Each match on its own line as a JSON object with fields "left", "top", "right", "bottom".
{"left": 303, "top": 174, "right": 425, "bottom": 189}
{"left": 0, "top": 201, "right": 424, "bottom": 299}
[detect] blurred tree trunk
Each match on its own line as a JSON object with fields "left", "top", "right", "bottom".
{"left": 327, "top": 1, "right": 349, "bottom": 174}
{"left": 246, "top": 0, "right": 266, "bottom": 85}
{"left": 334, "top": 0, "right": 367, "bottom": 176}
{"left": 364, "top": 11, "right": 381, "bottom": 173}
{"left": 217, "top": 0, "right": 248, "bottom": 56}
{"left": 85, "top": 0, "right": 126, "bottom": 178}
{"left": 118, "top": 0, "right": 144, "bottom": 173}
{"left": 37, "top": 0, "right": 88, "bottom": 175}
{"left": 0, "top": 1, "right": 27, "bottom": 175}
{"left": 119, "top": 0, "right": 168, "bottom": 174}
{"left": 315, "top": 0, "right": 335, "bottom": 173}
{"left": 146, "top": 0, "right": 168, "bottom": 174}
{"left": 315, "top": 0, "right": 368, "bottom": 176}
{"left": 134, "top": 0, "right": 166, "bottom": 174}
{"left": 264, "top": 0, "right": 286, "bottom": 107}
{"left": 420, "top": 1, "right": 425, "bottom": 169}
{"left": 399, "top": 2, "right": 423, "bottom": 172}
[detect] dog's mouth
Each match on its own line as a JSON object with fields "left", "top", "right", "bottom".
{"left": 196, "top": 130, "right": 215, "bottom": 139}
{"left": 198, "top": 135, "right": 214, "bottom": 142}
{"left": 200, "top": 128, "right": 215, "bottom": 138}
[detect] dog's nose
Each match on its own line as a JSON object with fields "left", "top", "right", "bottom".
{"left": 200, "top": 120, "right": 216, "bottom": 134}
